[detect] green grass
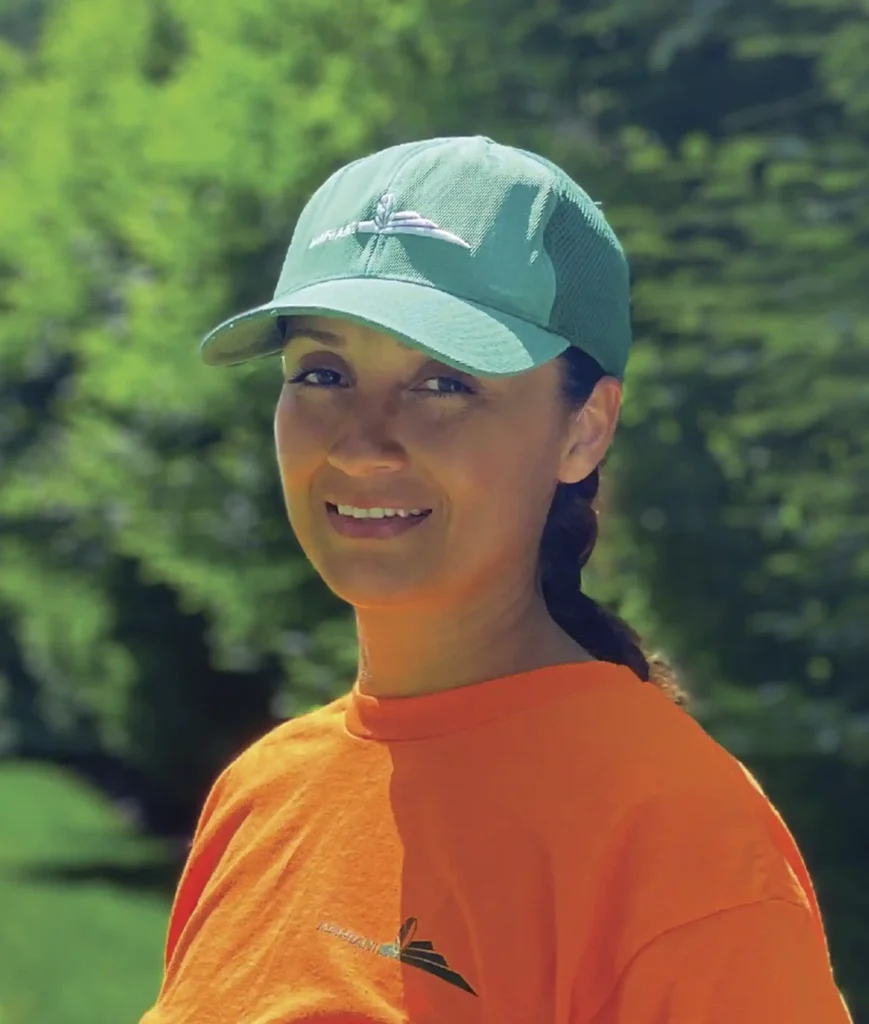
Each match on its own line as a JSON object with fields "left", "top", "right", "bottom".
{"left": 0, "top": 762, "right": 177, "bottom": 1024}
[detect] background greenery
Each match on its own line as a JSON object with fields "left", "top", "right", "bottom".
{"left": 0, "top": 0, "right": 866, "bottom": 1020}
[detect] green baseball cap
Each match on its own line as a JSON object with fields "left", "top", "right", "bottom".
{"left": 200, "top": 136, "right": 632, "bottom": 378}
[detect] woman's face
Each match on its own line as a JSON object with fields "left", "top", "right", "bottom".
{"left": 274, "top": 316, "right": 620, "bottom": 610}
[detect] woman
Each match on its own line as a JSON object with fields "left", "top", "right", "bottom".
{"left": 140, "top": 137, "right": 852, "bottom": 1023}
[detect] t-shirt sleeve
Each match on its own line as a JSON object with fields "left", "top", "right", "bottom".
{"left": 138, "top": 764, "right": 240, "bottom": 1023}
{"left": 587, "top": 899, "right": 854, "bottom": 1024}
{"left": 162, "top": 763, "right": 237, "bottom": 971}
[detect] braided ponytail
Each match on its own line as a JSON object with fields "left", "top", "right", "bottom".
{"left": 542, "top": 348, "right": 690, "bottom": 708}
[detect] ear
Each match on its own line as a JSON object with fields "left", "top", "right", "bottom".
{"left": 558, "top": 377, "right": 622, "bottom": 485}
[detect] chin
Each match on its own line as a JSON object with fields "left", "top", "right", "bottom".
{"left": 317, "top": 557, "right": 435, "bottom": 611}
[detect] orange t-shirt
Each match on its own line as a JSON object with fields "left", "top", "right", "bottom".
{"left": 139, "top": 662, "right": 853, "bottom": 1023}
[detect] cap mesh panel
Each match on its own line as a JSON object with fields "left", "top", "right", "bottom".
{"left": 543, "top": 178, "right": 631, "bottom": 376}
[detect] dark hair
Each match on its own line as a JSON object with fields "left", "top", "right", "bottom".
{"left": 540, "top": 347, "right": 690, "bottom": 709}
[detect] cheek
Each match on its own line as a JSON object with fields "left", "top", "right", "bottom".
{"left": 273, "top": 391, "right": 334, "bottom": 544}
{"left": 428, "top": 424, "right": 559, "bottom": 548}
{"left": 274, "top": 388, "right": 328, "bottom": 486}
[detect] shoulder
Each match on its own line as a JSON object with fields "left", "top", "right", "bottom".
{"left": 245, "top": 692, "right": 352, "bottom": 752}
{"left": 565, "top": 664, "right": 763, "bottom": 803}
{"left": 572, "top": 668, "right": 804, "bottom": 872}
{"left": 210, "top": 692, "right": 353, "bottom": 803}
{"left": 564, "top": 670, "right": 821, "bottom": 959}
{"left": 165, "top": 695, "right": 354, "bottom": 931}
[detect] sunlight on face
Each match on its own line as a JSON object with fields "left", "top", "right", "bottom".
{"left": 273, "top": 316, "right": 614, "bottom": 611}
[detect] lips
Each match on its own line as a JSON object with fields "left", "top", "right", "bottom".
{"left": 325, "top": 502, "right": 433, "bottom": 540}
{"left": 328, "top": 503, "right": 431, "bottom": 519}
{"left": 324, "top": 501, "right": 433, "bottom": 518}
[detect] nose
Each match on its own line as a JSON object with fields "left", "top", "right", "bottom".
{"left": 326, "top": 416, "right": 408, "bottom": 477}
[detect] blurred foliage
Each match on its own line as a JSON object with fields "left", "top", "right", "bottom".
{"left": 0, "top": 0, "right": 867, "bottom": 1015}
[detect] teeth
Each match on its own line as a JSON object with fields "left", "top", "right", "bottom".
{"left": 335, "top": 505, "right": 425, "bottom": 519}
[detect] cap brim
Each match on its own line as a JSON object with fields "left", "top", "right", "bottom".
{"left": 199, "top": 277, "right": 570, "bottom": 376}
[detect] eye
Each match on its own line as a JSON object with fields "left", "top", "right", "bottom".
{"left": 285, "top": 367, "right": 346, "bottom": 388}
{"left": 415, "top": 375, "right": 476, "bottom": 397}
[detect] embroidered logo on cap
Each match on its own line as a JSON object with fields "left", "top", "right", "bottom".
{"left": 309, "top": 193, "right": 471, "bottom": 250}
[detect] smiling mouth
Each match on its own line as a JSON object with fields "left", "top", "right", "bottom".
{"left": 325, "top": 503, "right": 432, "bottom": 521}
{"left": 324, "top": 502, "right": 433, "bottom": 539}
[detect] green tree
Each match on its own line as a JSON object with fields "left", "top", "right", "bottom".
{"left": 0, "top": 0, "right": 533, "bottom": 809}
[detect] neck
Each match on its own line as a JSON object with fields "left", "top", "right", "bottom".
{"left": 354, "top": 584, "right": 591, "bottom": 699}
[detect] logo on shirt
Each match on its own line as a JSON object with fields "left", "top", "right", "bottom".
{"left": 309, "top": 193, "right": 472, "bottom": 250}
{"left": 317, "top": 916, "right": 477, "bottom": 995}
